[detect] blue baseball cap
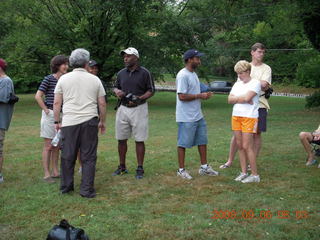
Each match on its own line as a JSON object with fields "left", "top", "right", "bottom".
{"left": 183, "top": 49, "right": 204, "bottom": 60}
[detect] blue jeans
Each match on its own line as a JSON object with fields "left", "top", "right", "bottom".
{"left": 177, "top": 118, "right": 208, "bottom": 148}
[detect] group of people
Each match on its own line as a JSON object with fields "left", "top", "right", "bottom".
{"left": 0, "top": 42, "right": 319, "bottom": 196}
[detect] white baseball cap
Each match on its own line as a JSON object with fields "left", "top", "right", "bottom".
{"left": 120, "top": 47, "right": 139, "bottom": 58}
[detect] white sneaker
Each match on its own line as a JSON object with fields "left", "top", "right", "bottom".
{"left": 241, "top": 175, "right": 260, "bottom": 183}
{"left": 199, "top": 165, "right": 219, "bottom": 176}
{"left": 234, "top": 172, "right": 248, "bottom": 181}
{"left": 0, "top": 175, "right": 3, "bottom": 183}
{"left": 78, "top": 167, "right": 82, "bottom": 174}
{"left": 177, "top": 169, "right": 193, "bottom": 180}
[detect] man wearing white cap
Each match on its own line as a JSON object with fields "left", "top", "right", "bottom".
{"left": 113, "top": 47, "right": 155, "bottom": 179}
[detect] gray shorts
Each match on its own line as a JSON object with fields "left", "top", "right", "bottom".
{"left": 0, "top": 129, "right": 5, "bottom": 158}
{"left": 115, "top": 103, "right": 148, "bottom": 142}
{"left": 258, "top": 108, "right": 268, "bottom": 132}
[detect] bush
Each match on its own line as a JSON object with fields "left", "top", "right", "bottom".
{"left": 305, "top": 91, "right": 320, "bottom": 108}
{"left": 296, "top": 55, "right": 320, "bottom": 88}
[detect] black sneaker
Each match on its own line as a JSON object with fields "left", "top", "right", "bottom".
{"left": 135, "top": 166, "right": 144, "bottom": 179}
{"left": 112, "top": 165, "right": 128, "bottom": 176}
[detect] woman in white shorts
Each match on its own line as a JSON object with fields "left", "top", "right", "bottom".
{"left": 35, "top": 55, "right": 68, "bottom": 183}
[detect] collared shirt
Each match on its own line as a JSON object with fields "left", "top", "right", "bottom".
{"left": 54, "top": 68, "right": 106, "bottom": 127}
{"left": 38, "top": 74, "right": 58, "bottom": 110}
{"left": 176, "top": 68, "right": 203, "bottom": 122}
{"left": 115, "top": 66, "right": 155, "bottom": 96}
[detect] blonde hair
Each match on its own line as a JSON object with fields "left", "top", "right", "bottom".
{"left": 234, "top": 60, "right": 251, "bottom": 73}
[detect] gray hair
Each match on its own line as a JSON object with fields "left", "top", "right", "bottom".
{"left": 69, "top": 48, "right": 90, "bottom": 68}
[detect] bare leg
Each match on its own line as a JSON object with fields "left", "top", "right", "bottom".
{"left": 299, "top": 132, "right": 314, "bottom": 163}
{"left": 178, "top": 147, "right": 186, "bottom": 168}
{"left": 118, "top": 140, "right": 128, "bottom": 166}
{"left": 51, "top": 146, "right": 60, "bottom": 176}
{"left": 253, "top": 132, "right": 262, "bottom": 157}
{"left": 42, "top": 138, "right": 53, "bottom": 178}
{"left": 0, "top": 156, "right": 3, "bottom": 174}
{"left": 243, "top": 133, "right": 257, "bottom": 175}
{"left": 198, "top": 145, "right": 208, "bottom": 165}
{"left": 234, "top": 131, "right": 247, "bottom": 174}
{"left": 77, "top": 151, "right": 82, "bottom": 168}
{"left": 223, "top": 136, "right": 237, "bottom": 167}
{"left": 135, "top": 141, "right": 145, "bottom": 166}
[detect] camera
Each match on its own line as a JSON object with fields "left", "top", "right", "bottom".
{"left": 263, "top": 87, "right": 273, "bottom": 99}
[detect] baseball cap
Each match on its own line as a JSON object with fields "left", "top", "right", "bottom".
{"left": 183, "top": 49, "right": 204, "bottom": 60}
{"left": 89, "top": 60, "right": 98, "bottom": 67}
{"left": 120, "top": 47, "right": 139, "bottom": 58}
{"left": 0, "top": 58, "right": 7, "bottom": 71}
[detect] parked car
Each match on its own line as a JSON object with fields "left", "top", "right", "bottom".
{"left": 207, "top": 81, "right": 233, "bottom": 93}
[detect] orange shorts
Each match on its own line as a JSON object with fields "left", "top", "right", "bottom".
{"left": 232, "top": 116, "right": 258, "bottom": 133}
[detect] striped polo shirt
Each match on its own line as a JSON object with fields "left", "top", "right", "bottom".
{"left": 38, "top": 74, "right": 58, "bottom": 110}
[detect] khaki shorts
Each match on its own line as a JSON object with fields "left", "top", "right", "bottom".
{"left": 40, "top": 110, "right": 56, "bottom": 139}
{"left": 115, "top": 103, "right": 148, "bottom": 141}
{"left": 0, "top": 129, "right": 5, "bottom": 158}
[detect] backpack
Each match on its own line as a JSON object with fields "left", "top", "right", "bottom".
{"left": 46, "top": 219, "right": 89, "bottom": 240}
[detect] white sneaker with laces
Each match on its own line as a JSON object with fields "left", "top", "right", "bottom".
{"left": 199, "top": 165, "right": 219, "bottom": 176}
{"left": 177, "top": 169, "right": 193, "bottom": 180}
{"left": 241, "top": 175, "right": 260, "bottom": 183}
{"left": 234, "top": 172, "right": 248, "bottom": 181}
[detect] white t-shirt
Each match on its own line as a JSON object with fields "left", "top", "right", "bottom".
{"left": 230, "top": 79, "right": 261, "bottom": 118}
{"left": 54, "top": 68, "right": 106, "bottom": 127}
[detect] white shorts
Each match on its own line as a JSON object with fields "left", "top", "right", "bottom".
{"left": 115, "top": 103, "right": 148, "bottom": 142}
{"left": 40, "top": 110, "right": 56, "bottom": 139}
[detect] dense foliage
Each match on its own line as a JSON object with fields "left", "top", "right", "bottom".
{"left": 0, "top": 0, "right": 319, "bottom": 93}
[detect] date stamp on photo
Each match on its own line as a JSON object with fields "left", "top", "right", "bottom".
{"left": 210, "top": 209, "right": 310, "bottom": 220}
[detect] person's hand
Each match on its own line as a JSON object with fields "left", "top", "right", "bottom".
{"left": 115, "top": 89, "right": 125, "bottom": 99}
{"left": 55, "top": 123, "right": 61, "bottom": 131}
{"left": 313, "top": 131, "right": 320, "bottom": 141}
{"left": 44, "top": 109, "right": 50, "bottom": 115}
{"left": 98, "top": 121, "right": 106, "bottom": 134}
{"left": 199, "top": 92, "right": 213, "bottom": 100}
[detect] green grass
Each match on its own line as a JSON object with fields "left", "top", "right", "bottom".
{"left": 0, "top": 93, "right": 319, "bottom": 239}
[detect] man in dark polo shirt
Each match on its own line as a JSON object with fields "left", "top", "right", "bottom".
{"left": 113, "top": 47, "right": 155, "bottom": 179}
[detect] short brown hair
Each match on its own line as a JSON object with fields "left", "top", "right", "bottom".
{"left": 251, "top": 43, "right": 266, "bottom": 51}
{"left": 50, "top": 55, "right": 68, "bottom": 73}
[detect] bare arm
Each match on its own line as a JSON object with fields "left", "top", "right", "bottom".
{"left": 53, "top": 93, "right": 63, "bottom": 131}
{"left": 228, "top": 91, "right": 257, "bottom": 104}
{"left": 139, "top": 90, "right": 154, "bottom": 101}
{"left": 114, "top": 88, "right": 125, "bottom": 99}
{"left": 260, "top": 80, "right": 270, "bottom": 91}
{"left": 35, "top": 90, "right": 49, "bottom": 114}
{"left": 178, "top": 92, "right": 213, "bottom": 102}
{"left": 98, "top": 96, "right": 106, "bottom": 134}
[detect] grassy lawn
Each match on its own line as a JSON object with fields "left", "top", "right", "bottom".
{"left": 0, "top": 92, "right": 319, "bottom": 240}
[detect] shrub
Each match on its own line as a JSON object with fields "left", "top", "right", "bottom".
{"left": 305, "top": 91, "right": 320, "bottom": 108}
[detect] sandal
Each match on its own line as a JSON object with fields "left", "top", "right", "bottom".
{"left": 51, "top": 175, "right": 60, "bottom": 178}
{"left": 306, "top": 159, "right": 317, "bottom": 166}
{"left": 219, "top": 163, "right": 231, "bottom": 169}
{"left": 43, "top": 177, "right": 55, "bottom": 183}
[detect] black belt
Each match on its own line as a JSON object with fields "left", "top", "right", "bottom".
{"left": 121, "top": 101, "right": 145, "bottom": 108}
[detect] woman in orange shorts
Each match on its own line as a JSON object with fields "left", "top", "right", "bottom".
{"left": 228, "top": 60, "right": 261, "bottom": 183}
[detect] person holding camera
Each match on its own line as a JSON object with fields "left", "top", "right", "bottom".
{"left": 0, "top": 58, "right": 15, "bottom": 183}
{"left": 113, "top": 47, "right": 155, "bottom": 179}
{"left": 299, "top": 125, "right": 320, "bottom": 167}
{"left": 220, "top": 43, "right": 272, "bottom": 169}
{"left": 175, "top": 49, "right": 219, "bottom": 180}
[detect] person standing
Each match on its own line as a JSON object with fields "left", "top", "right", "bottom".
{"left": 113, "top": 47, "right": 155, "bottom": 179}
{"left": 220, "top": 43, "right": 272, "bottom": 169}
{"left": 0, "top": 59, "right": 15, "bottom": 183}
{"left": 35, "top": 55, "right": 69, "bottom": 183}
{"left": 228, "top": 60, "right": 261, "bottom": 183}
{"left": 176, "top": 49, "right": 219, "bottom": 180}
{"left": 54, "top": 48, "right": 106, "bottom": 198}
